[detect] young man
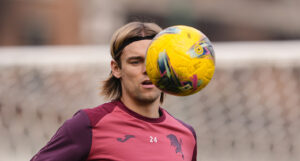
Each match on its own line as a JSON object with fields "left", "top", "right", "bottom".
{"left": 31, "top": 22, "right": 197, "bottom": 161}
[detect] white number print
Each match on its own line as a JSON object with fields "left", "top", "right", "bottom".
{"left": 149, "top": 136, "right": 158, "bottom": 143}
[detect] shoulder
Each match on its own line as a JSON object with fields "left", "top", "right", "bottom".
{"left": 64, "top": 110, "right": 91, "bottom": 139}
{"left": 163, "top": 110, "right": 197, "bottom": 140}
{"left": 31, "top": 102, "right": 119, "bottom": 161}
{"left": 83, "top": 101, "right": 119, "bottom": 127}
{"left": 31, "top": 110, "right": 92, "bottom": 161}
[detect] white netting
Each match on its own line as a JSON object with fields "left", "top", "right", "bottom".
{"left": 0, "top": 41, "right": 299, "bottom": 161}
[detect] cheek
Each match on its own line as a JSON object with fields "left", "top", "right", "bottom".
{"left": 122, "top": 66, "right": 142, "bottom": 78}
{"left": 121, "top": 70, "right": 139, "bottom": 82}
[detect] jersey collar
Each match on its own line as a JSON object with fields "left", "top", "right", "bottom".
{"left": 114, "top": 100, "right": 166, "bottom": 123}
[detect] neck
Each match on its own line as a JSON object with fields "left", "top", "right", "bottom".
{"left": 120, "top": 97, "right": 161, "bottom": 118}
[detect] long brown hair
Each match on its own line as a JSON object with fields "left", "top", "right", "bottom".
{"left": 101, "top": 21, "right": 165, "bottom": 103}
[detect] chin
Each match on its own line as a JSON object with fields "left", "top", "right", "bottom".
{"left": 136, "top": 93, "right": 160, "bottom": 104}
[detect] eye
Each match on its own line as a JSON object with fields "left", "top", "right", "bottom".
{"left": 127, "top": 57, "right": 144, "bottom": 65}
{"left": 130, "top": 60, "right": 140, "bottom": 64}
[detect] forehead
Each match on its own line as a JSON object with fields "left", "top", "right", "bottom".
{"left": 122, "top": 40, "right": 152, "bottom": 59}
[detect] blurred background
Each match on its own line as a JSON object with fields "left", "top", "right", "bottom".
{"left": 0, "top": 0, "right": 300, "bottom": 161}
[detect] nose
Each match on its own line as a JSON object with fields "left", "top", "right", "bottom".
{"left": 143, "top": 63, "right": 147, "bottom": 75}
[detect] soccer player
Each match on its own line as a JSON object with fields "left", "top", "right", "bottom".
{"left": 31, "top": 21, "right": 197, "bottom": 161}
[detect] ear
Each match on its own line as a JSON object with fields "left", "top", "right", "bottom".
{"left": 111, "top": 60, "right": 121, "bottom": 78}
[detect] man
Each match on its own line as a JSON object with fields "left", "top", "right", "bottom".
{"left": 31, "top": 22, "right": 197, "bottom": 161}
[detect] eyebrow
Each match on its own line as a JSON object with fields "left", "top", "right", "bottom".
{"left": 126, "top": 56, "right": 144, "bottom": 61}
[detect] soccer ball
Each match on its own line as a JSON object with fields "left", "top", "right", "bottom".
{"left": 146, "top": 25, "right": 215, "bottom": 96}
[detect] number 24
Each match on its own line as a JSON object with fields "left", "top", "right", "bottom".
{"left": 150, "top": 136, "right": 158, "bottom": 143}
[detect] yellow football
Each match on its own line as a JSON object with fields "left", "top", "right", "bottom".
{"left": 146, "top": 25, "right": 215, "bottom": 96}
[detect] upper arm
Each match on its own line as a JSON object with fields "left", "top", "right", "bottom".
{"left": 31, "top": 110, "right": 92, "bottom": 161}
{"left": 189, "top": 126, "right": 197, "bottom": 161}
{"left": 192, "top": 129, "right": 197, "bottom": 161}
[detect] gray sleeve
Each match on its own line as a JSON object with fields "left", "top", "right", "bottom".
{"left": 31, "top": 110, "right": 92, "bottom": 161}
